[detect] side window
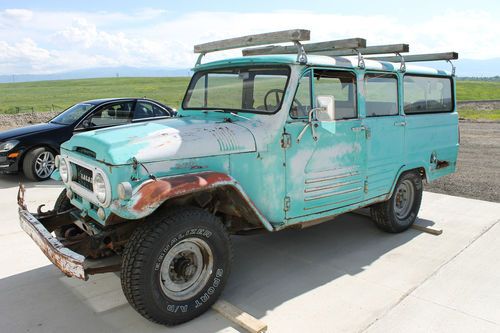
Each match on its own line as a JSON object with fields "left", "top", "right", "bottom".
{"left": 290, "top": 71, "right": 312, "bottom": 118}
{"left": 88, "top": 102, "right": 133, "bottom": 127}
{"left": 313, "top": 70, "right": 357, "bottom": 120}
{"left": 365, "top": 73, "right": 398, "bottom": 117}
{"left": 134, "top": 102, "right": 155, "bottom": 119}
{"left": 404, "top": 75, "right": 453, "bottom": 114}
{"left": 152, "top": 104, "right": 170, "bottom": 117}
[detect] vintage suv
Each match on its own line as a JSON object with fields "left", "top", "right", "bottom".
{"left": 18, "top": 30, "right": 459, "bottom": 325}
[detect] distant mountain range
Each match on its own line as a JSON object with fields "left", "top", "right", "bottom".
{"left": 0, "top": 66, "right": 193, "bottom": 83}
{"left": 1, "top": 58, "right": 499, "bottom": 83}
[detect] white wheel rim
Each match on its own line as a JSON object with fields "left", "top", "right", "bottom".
{"left": 159, "top": 238, "right": 213, "bottom": 301}
{"left": 394, "top": 179, "right": 415, "bottom": 219}
{"left": 34, "top": 151, "right": 55, "bottom": 179}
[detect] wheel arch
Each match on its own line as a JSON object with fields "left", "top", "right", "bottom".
{"left": 121, "top": 171, "right": 274, "bottom": 232}
{"left": 386, "top": 165, "right": 428, "bottom": 200}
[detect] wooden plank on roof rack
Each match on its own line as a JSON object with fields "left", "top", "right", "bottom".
{"left": 242, "top": 38, "right": 366, "bottom": 56}
{"left": 368, "top": 52, "right": 458, "bottom": 62}
{"left": 194, "top": 29, "right": 310, "bottom": 54}
{"left": 314, "top": 43, "right": 409, "bottom": 57}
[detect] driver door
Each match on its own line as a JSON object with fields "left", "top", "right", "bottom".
{"left": 284, "top": 69, "right": 366, "bottom": 221}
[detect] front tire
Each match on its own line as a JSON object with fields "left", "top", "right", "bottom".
{"left": 121, "top": 207, "right": 232, "bottom": 326}
{"left": 23, "top": 147, "right": 55, "bottom": 181}
{"left": 370, "top": 171, "right": 423, "bottom": 233}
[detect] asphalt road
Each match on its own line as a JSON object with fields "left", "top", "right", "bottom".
{"left": 426, "top": 120, "right": 500, "bottom": 203}
{"left": 1, "top": 177, "right": 500, "bottom": 332}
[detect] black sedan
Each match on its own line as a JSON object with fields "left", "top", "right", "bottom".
{"left": 0, "top": 98, "right": 175, "bottom": 181}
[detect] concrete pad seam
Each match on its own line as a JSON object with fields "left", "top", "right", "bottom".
{"left": 359, "top": 218, "right": 500, "bottom": 333}
{"left": 410, "top": 294, "right": 500, "bottom": 326}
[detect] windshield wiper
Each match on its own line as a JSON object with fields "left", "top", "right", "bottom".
{"left": 211, "top": 109, "right": 250, "bottom": 121}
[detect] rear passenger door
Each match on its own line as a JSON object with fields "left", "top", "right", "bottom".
{"left": 362, "top": 72, "right": 405, "bottom": 200}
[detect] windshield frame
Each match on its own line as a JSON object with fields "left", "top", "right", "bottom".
{"left": 181, "top": 65, "right": 292, "bottom": 115}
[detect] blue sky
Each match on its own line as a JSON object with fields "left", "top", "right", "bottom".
{"left": 0, "top": 1, "right": 499, "bottom": 74}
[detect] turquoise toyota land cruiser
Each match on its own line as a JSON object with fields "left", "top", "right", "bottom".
{"left": 18, "top": 29, "right": 459, "bottom": 325}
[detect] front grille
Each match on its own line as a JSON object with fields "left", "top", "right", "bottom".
{"left": 74, "top": 164, "right": 93, "bottom": 191}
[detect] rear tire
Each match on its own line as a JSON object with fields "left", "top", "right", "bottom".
{"left": 121, "top": 207, "right": 232, "bottom": 326}
{"left": 370, "top": 171, "right": 423, "bottom": 233}
{"left": 23, "top": 147, "right": 55, "bottom": 181}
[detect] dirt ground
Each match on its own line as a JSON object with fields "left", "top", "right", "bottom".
{"left": 425, "top": 120, "right": 500, "bottom": 203}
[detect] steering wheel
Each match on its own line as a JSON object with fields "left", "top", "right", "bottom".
{"left": 264, "top": 89, "right": 303, "bottom": 111}
{"left": 264, "top": 89, "right": 285, "bottom": 111}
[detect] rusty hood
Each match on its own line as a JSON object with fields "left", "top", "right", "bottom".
{"left": 62, "top": 118, "right": 257, "bottom": 165}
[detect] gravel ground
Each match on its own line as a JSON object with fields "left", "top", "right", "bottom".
{"left": 425, "top": 120, "right": 500, "bottom": 203}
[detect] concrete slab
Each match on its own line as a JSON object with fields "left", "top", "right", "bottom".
{"left": 1, "top": 174, "right": 499, "bottom": 332}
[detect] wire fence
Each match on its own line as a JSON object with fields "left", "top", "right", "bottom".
{"left": 0, "top": 104, "right": 65, "bottom": 114}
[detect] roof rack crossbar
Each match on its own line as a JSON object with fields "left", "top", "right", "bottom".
{"left": 193, "top": 29, "right": 310, "bottom": 54}
{"left": 367, "top": 52, "right": 458, "bottom": 63}
{"left": 313, "top": 43, "right": 409, "bottom": 57}
{"left": 242, "top": 38, "right": 366, "bottom": 56}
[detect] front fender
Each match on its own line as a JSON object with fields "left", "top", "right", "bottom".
{"left": 111, "top": 171, "right": 274, "bottom": 231}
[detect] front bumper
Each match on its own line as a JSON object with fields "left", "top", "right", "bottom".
{"left": 19, "top": 208, "right": 87, "bottom": 280}
{"left": 17, "top": 184, "right": 122, "bottom": 280}
{"left": 0, "top": 155, "right": 19, "bottom": 173}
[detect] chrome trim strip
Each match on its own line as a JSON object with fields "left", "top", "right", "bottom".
{"left": 304, "top": 187, "right": 362, "bottom": 201}
{"left": 304, "top": 180, "right": 362, "bottom": 193}
{"left": 305, "top": 171, "right": 359, "bottom": 184}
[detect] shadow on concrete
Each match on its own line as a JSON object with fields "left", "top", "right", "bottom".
{"left": 0, "top": 211, "right": 425, "bottom": 332}
{"left": 0, "top": 172, "right": 62, "bottom": 190}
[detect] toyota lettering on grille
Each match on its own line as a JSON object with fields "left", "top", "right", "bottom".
{"left": 80, "top": 173, "right": 92, "bottom": 183}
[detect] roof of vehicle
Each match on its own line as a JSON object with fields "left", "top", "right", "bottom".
{"left": 79, "top": 98, "right": 171, "bottom": 109}
{"left": 195, "top": 54, "right": 452, "bottom": 76}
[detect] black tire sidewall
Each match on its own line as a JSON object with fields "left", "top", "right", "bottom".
{"left": 388, "top": 172, "right": 422, "bottom": 231}
{"left": 134, "top": 214, "right": 231, "bottom": 323}
{"left": 23, "top": 147, "right": 55, "bottom": 181}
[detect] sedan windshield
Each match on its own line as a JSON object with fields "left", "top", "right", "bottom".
{"left": 50, "top": 103, "right": 93, "bottom": 125}
{"left": 183, "top": 67, "right": 290, "bottom": 113}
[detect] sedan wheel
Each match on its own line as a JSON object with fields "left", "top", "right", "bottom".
{"left": 23, "top": 147, "right": 56, "bottom": 181}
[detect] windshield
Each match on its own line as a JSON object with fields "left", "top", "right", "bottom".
{"left": 183, "top": 67, "right": 290, "bottom": 113}
{"left": 50, "top": 103, "right": 93, "bottom": 125}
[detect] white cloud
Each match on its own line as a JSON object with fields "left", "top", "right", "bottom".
{"left": 0, "top": 8, "right": 498, "bottom": 74}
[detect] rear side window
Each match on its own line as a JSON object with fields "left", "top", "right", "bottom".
{"left": 364, "top": 73, "right": 398, "bottom": 117}
{"left": 404, "top": 75, "right": 453, "bottom": 114}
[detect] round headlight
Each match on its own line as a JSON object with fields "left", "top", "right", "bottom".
{"left": 59, "top": 158, "right": 69, "bottom": 183}
{"left": 93, "top": 172, "right": 107, "bottom": 203}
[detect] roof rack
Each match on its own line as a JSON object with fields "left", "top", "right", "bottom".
{"left": 242, "top": 38, "right": 366, "bottom": 56}
{"left": 193, "top": 29, "right": 310, "bottom": 66}
{"left": 192, "top": 29, "right": 458, "bottom": 75}
{"left": 367, "top": 52, "right": 459, "bottom": 75}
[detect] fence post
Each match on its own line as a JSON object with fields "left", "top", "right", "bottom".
{"left": 16, "top": 107, "right": 19, "bottom": 114}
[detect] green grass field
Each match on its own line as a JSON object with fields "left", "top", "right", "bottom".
{"left": 0, "top": 78, "right": 499, "bottom": 120}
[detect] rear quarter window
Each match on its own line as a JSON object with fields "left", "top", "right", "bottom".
{"left": 403, "top": 75, "right": 453, "bottom": 114}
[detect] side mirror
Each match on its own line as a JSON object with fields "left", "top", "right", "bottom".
{"left": 315, "top": 95, "right": 335, "bottom": 122}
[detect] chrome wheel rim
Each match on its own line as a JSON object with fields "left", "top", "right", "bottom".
{"left": 159, "top": 238, "right": 213, "bottom": 301}
{"left": 35, "top": 151, "right": 55, "bottom": 179}
{"left": 394, "top": 179, "right": 415, "bottom": 219}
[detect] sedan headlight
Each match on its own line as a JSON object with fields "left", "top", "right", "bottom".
{"left": 59, "top": 158, "right": 69, "bottom": 183}
{"left": 0, "top": 140, "right": 19, "bottom": 153}
{"left": 93, "top": 171, "right": 108, "bottom": 204}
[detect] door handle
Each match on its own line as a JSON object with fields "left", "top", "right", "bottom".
{"left": 394, "top": 121, "right": 407, "bottom": 127}
{"left": 351, "top": 126, "right": 366, "bottom": 132}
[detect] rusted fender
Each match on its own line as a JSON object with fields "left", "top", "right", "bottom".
{"left": 117, "top": 171, "right": 274, "bottom": 231}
